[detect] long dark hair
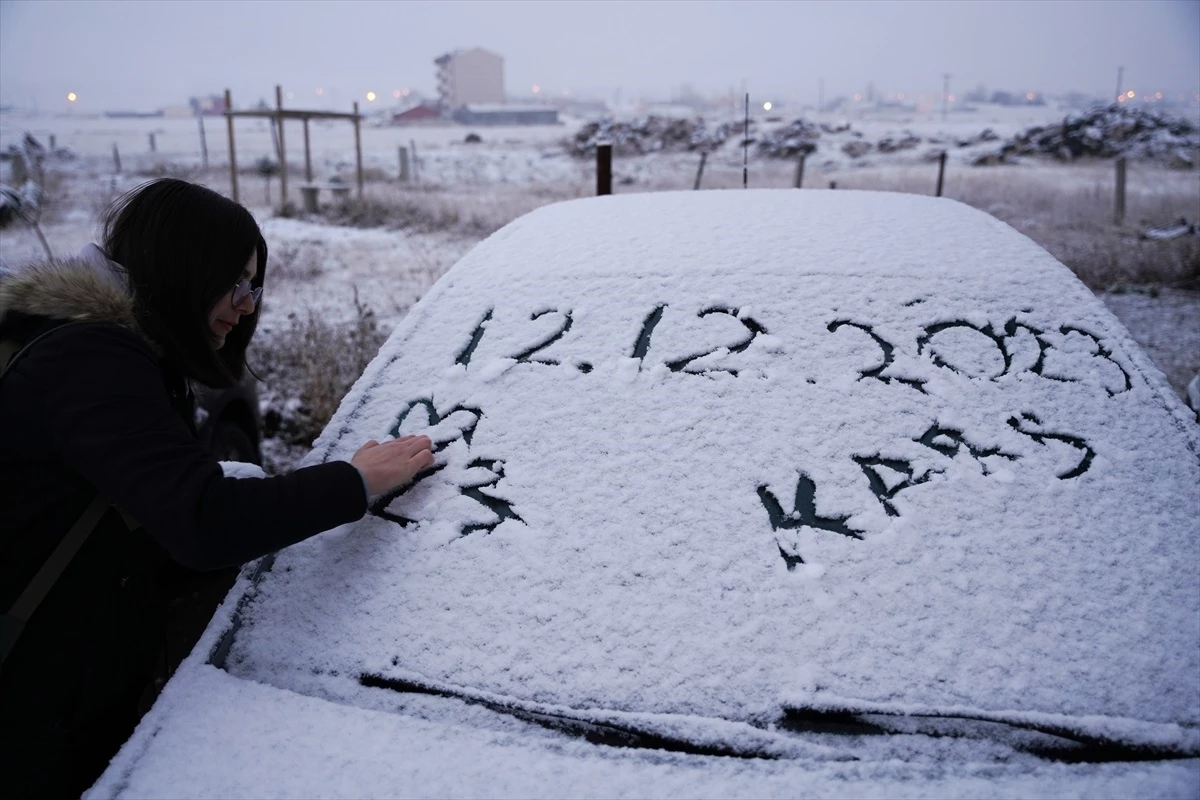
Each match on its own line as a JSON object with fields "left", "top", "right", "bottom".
{"left": 102, "top": 178, "right": 267, "bottom": 388}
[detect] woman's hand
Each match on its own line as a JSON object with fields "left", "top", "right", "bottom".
{"left": 351, "top": 435, "right": 434, "bottom": 496}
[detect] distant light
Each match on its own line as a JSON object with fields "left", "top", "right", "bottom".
{"left": 1126, "top": 90, "right": 1135, "bottom": 99}
{"left": 1118, "top": 95, "right": 1126, "bottom": 103}
{"left": 853, "top": 93, "right": 862, "bottom": 101}
{"left": 948, "top": 94, "right": 956, "bottom": 102}
{"left": 763, "top": 101, "right": 772, "bottom": 111}
{"left": 66, "top": 92, "right": 77, "bottom": 102}
{"left": 1026, "top": 92, "right": 1035, "bottom": 101}
{"left": 393, "top": 89, "right": 402, "bottom": 99}
{"left": 402, "top": 88, "right": 410, "bottom": 96}
{"left": 532, "top": 84, "right": 541, "bottom": 94}
{"left": 316, "top": 87, "right": 324, "bottom": 96}
{"left": 366, "top": 91, "right": 377, "bottom": 102}
{"left": 1155, "top": 92, "right": 1163, "bottom": 100}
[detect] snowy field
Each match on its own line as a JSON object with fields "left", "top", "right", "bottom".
{"left": 1, "top": 103, "right": 1196, "bottom": 473}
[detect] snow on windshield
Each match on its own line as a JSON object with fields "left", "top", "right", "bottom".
{"left": 225, "top": 190, "right": 1199, "bottom": 740}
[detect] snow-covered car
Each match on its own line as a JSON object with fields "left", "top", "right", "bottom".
{"left": 90, "top": 190, "right": 1199, "bottom": 798}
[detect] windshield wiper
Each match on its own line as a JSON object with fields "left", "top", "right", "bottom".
{"left": 781, "top": 704, "right": 1200, "bottom": 763}
{"left": 360, "top": 673, "right": 779, "bottom": 760}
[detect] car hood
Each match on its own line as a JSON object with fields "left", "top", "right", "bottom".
{"left": 214, "top": 192, "right": 1198, "bottom": 760}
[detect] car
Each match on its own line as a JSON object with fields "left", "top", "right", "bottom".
{"left": 89, "top": 190, "right": 1199, "bottom": 798}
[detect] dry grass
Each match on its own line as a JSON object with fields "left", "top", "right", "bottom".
{"left": 794, "top": 162, "right": 1200, "bottom": 290}
{"left": 251, "top": 289, "right": 387, "bottom": 453}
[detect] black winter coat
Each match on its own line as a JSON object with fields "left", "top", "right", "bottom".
{"left": 0, "top": 259, "right": 368, "bottom": 796}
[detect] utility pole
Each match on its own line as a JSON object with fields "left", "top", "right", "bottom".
{"left": 818, "top": 78, "right": 825, "bottom": 113}
{"left": 1114, "top": 66, "right": 1124, "bottom": 103}
{"left": 942, "top": 73, "right": 951, "bottom": 121}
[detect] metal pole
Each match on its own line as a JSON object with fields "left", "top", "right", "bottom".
{"left": 693, "top": 151, "right": 708, "bottom": 190}
{"left": 936, "top": 151, "right": 947, "bottom": 197}
{"left": 398, "top": 146, "right": 410, "bottom": 182}
{"left": 942, "top": 73, "right": 951, "bottom": 121}
{"left": 1114, "top": 66, "right": 1124, "bottom": 103}
{"left": 410, "top": 139, "right": 419, "bottom": 182}
{"left": 197, "top": 111, "right": 208, "bottom": 169}
{"left": 112, "top": 143, "right": 121, "bottom": 174}
{"left": 225, "top": 89, "right": 238, "bottom": 203}
{"left": 353, "top": 101, "right": 364, "bottom": 198}
{"left": 743, "top": 92, "right": 749, "bottom": 189}
{"left": 1114, "top": 157, "right": 1126, "bottom": 224}
{"left": 303, "top": 118, "right": 312, "bottom": 182}
{"left": 275, "top": 85, "right": 287, "bottom": 208}
{"left": 149, "top": 132, "right": 156, "bottom": 153}
{"left": 596, "top": 143, "right": 612, "bottom": 195}
{"left": 794, "top": 153, "right": 806, "bottom": 188}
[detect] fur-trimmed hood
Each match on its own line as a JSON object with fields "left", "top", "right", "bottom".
{"left": 0, "top": 246, "right": 140, "bottom": 335}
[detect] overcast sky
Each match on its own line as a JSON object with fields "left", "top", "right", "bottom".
{"left": 1, "top": 0, "right": 1197, "bottom": 112}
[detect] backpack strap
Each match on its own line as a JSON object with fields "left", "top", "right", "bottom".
{"left": 0, "top": 322, "right": 136, "bottom": 667}
{"left": 0, "top": 493, "right": 113, "bottom": 666}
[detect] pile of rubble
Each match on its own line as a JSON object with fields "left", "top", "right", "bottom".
{"left": 755, "top": 120, "right": 928, "bottom": 160}
{"left": 566, "top": 116, "right": 742, "bottom": 158}
{"left": 974, "top": 105, "right": 1199, "bottom": 167}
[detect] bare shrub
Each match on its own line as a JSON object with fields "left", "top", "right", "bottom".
{"left": 321, "top": 193, "right": 497, "bottom": 237}
{"left": 251, "top": 289, "right": 388, "bottom": 453}
{"left": 270, "top": 240, "right": 327, "bottom": 282}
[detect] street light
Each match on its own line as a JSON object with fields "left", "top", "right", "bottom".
{"left": 67, "top": 92, "right": 77, "bottom": 102}
{"left": 366, "top": 91, "right": 377, "bottom": 102}
{"left": 763, "top": 101, "right": 772, "bottom": 111}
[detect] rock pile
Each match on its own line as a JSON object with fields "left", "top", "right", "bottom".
{"left": 755, "top": 119, "right": 821, "bottom": 158}
{"left": 567, "top": 116, "right": 742, "bottom": 158}
{"left": 974, "top": 105, "right": 1198, "bottom": 167}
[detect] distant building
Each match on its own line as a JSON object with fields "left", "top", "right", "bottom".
{"left": 190, "top": 95, "right": 228, "bottom": 116}
{"left": 435, "top": 47, "right": 505, "bottom": 110}
{"left": 391, "top": 104, "right": 442, "bottom": 125}
{"left": 452, "top": 104, "right": 558, "bottom": 126}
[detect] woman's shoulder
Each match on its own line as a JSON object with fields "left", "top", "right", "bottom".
{"left": 1, "top": 256, "right": 137, "bottom": 333}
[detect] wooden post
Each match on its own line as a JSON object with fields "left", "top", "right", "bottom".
{"left": 935, "top": 151, "right": 947, "bottom": 197}
{"left": 225, "top": 89, "right": 239, "bottom": 203}
{"left": 148, "top": 132, "right": 156, "bottom": 153}
{"left": 303, "top": 118, "right": 313, "bottom": 182}
{"left": 196, "top": 112, "right": 208, "bottom": 169}
{"left": 597, "top": 143, "right": 612, "bottom": 195}
{"left": 1114, "top": 157, "right": 1126, "bottom": 225}
{"left": 112, "top": 143, "right": 121, "bottom": 173}
{"left": 353, "top": 101, "right": 364, "bottom": 198}
{"left": 48, "top": 135, "right": 56, "bottom": 151}
{"left": 275, "top": 85, "right": 287, "bottom": 208}
{"left": 693, "top": 151, "right": 708, "bottom": 190}
{"left": 410, "top": 139, "right": 419, "bottom": 182}
{"left": 794, "top": 153, "right": 806, "bottom": 188}
{"left": 829, "top": 180, "right": 837, "bottom": 190}
{"left": 398, "top": 146, "right": 410, "bottom": 182}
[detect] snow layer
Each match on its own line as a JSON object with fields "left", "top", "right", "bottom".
{"left": 94, "top": 189, "right": 1200, "bottom": 796}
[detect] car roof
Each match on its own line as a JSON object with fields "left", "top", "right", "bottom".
{"left": 101, "top": 189, "right": 1200, "bottom": 794}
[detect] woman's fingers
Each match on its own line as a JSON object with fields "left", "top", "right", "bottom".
{"left": 351, "top": 435, "right": 434, "bottom": 496}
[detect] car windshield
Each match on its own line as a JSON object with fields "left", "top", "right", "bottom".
{"left": 216, "top": 191, "right": 1200, "bottom": 764}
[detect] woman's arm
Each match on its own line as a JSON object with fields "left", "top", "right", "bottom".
{"left": 19, "top": 323, "right": 370, "bottom": 569}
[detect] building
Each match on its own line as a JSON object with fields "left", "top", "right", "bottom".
{"left": 434, "top": 47, "right": 505, "bottom": 110}
{"left": 452, "top": 104, "right": 558, "bottom": 126}
{"left": 391, "top": 104, "right": 442, "bottom": 125}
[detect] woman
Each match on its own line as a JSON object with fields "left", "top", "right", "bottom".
{"left": 0, "top": 178, "right": 432, "bottom": 796}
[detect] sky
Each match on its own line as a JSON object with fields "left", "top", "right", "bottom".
{"left": 0, "top": 0, "right": 1197, "bottom": 112}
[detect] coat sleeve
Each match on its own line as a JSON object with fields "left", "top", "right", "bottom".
{"left": 20, "top": 323, "right": 369, "bottom": 570}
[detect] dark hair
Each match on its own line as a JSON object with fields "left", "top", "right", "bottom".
{"left": 102, "top": 178, "right": 267, "bottom": 388}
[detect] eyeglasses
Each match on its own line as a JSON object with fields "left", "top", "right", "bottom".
{"left": 232, "top": 279, "right": 263, "bottom": 309}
